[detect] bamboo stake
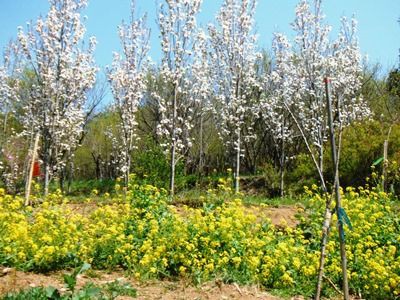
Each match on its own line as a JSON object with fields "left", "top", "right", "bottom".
{"left": 325, "top": 77, "right": 349, "bottom": 299}
{"left": 25, "top": 133, "right": 40, "bottom": 206}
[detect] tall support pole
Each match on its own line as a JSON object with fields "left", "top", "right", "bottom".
{"left": 325, "top": 77, "right": 349, "bottom": 300}
{"left": 25, "top": 133, "right": 40, "bottom": 206}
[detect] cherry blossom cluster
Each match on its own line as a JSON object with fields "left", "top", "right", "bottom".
{"left": 11, "top": 0, "right": 97, "bottom": 192}
{"left": 107, "top": 4, "right": 150, "bottom": 183}
{"left": 268, "top": 0, "right": 369, "bottom": 174}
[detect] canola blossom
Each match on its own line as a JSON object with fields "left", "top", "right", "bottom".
{"left": 0, "top": 184, "right": 399, "bottom": 298}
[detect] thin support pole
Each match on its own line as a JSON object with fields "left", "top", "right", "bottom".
{"left": 325, "top": 77, "right": 349, "bottom": 299}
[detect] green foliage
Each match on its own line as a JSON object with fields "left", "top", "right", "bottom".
{"left": 130, "top": 138, "right": 172, "bottom": 189}
{"left": 2, "top": 263, "right": 137, "bottom": 300}
{"left": 65, "top": 179, "right": 116, "bottom": 196}
{"left": 387, "top": 69, "right": 400, "bottom": 99}
{"left": 63, "top": 262, "right": 91, "bottom": 292}
{"left": 2, "top": 286, "right": 60, "bottom": 300}
{"left": 330, "top": 121, "right": 400, "bottom": 191}
{"left": 286, "top": 153, "right": 318, "bottom": 193}
{"left": 131, "top": 138, "right": 197, "bottom": 191}
{"left": 100, "top": 280, "right": 137, "bottom": 299}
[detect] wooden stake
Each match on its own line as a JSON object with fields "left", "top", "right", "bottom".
{"left": 325, "top": 77, "right": 349, "bottom": 300}
{"left": 25, "top": 133, "right": 40, "bottom": 206}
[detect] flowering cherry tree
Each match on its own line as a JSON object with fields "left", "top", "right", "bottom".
{"left": 155, "top": 0, "right": 202, "bottom": 195}
{"left": 0, "top": 44, "right": 21, "bottom": 139}
{"left": 108, "top": 2, "right": 150, "bottom": 187}
{"left": 208, "top": 0, "right": 260, "bottom": 193}
{"left": 270, "top": 0, "right": 370, "bottom": 297}
{"left": 262, "top": 35, "right": 295, "bottom": 196}
{"left": 14, "top": 0, "right": 97, "bottom": 194}
{"left": 271, "top": 0, "right": 369, "bottom": 190}
{"left": 190, "top": 29, "right": 213, "bottom": 175}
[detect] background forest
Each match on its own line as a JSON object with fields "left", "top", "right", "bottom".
{"left": 0, "top": 0, "right": 399, "bottom": 197}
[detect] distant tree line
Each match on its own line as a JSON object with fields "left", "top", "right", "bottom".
{"left": 1, "top": 0, "right": 400, "bottom": 196}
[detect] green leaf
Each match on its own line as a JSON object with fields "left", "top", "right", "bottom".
{"left": 63, "top": 274, "right": 77, "bottom": 291}
{"left": 78, "top": 262, "right": 91, "bottom": 275}
{"left": 45, "top": 286, "right": 61, "bottom": 299}
{"left": 84, "top": 286, "right": 102, "bottom": 297}
{"left": 372, "top": 156, "right": 384, "bottom": 166}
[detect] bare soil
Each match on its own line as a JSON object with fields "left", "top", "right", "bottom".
{"left": 0, "top": 268, "right": 283, "bottom": 299}
{"left": 244, "top": 205, "right": 299, "bottom": 227}
{"left": 66, "top": 201, "right": 300, "bottom": 228}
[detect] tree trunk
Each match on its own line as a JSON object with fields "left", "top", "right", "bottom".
{"left": 67, "top": 159, "right": 74, "bottom": 194}
{"left": 59, "top": 168, "right": 65, "bottom": 193}
{"left": 279, "top": 121, "right": 286, "bottom": 197}
{"left": 199, "top": 114, "right": 204, "bottom": 176}
{"left": 235, "top": 128, "right": 241, "bottom": 194}
{"left": 279, "top": 138, "right": 285, "bottom": 198}
{"left": 124, "top": 149, "right": 130, "bottom": 188}
{"left": 44, "top": 163, "right": 50, "bottom": 196}
{"left": 170, "top": 83, "right": 178, "bottom": 197}
{"left": 25, "top": 133, "right": 40, "bottom": 206}
{"left": 3, "top": 112, "right": 8, "bottom": 134}
{"left": 383, "top": 140, "right": 388, "bottom": 192}
{"left": 91, "top": 153, "right": 101, "bottom": 180}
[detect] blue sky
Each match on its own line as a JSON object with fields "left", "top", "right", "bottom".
{"left": 0, "top": 0, "right": 399, "bottom": 74}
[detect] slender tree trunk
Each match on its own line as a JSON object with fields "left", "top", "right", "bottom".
{"left": 284, "top": 101, "right": 327, "bottom": 192}
{"left": 92, "top": 153, "right": 101, "bottom": 180}
{"left": 383, "top": 140, "right": 388, "bottom": 192}
{"left": 59, "top": 168, "right": 65, "bottom": 193}
{"left": 279, "top": 140, "right": 285, "bottom": 198}
{"left": 279, "top": 121, "right": 285, "bottom": 197}
{"left": 235, "top": 128, "right": 241, "bottom": 193}
{"left": 170, "top": 83, "right": 178, "bottom": 197}
{"left": 43, "top": 110, "right": 50, "bottom": 196}
{"left": 199, "top": 114, "right": 204, "bottom": 176}
{"left": 44, "top": 163, "right": 50, "bottom": 196}
{"left": 67, "top": 159, "right": 73, "bottom": 194}
{"left": 3, "top": 112, "right": 8, "bottom": 134}
{"left": 319, "top": 145, "right": 324, "bottom": 179}
{"left": 124, "top": 148, "right": 130, "bottom": 188}
{"left": 44, "top": 141, "right": 51, "bottom": 196}
{"left": 25, "top": 133, "right": 40, "bottom": 206}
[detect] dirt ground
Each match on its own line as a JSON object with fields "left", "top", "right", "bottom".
{"left": 66, "top": 202, "right": 300, "bottom": 228}
{"left": 0, "top": 268, "right": 286, "bottom": 299}
{"left": 243, "top": 205, "right": 299, "bottom": 228}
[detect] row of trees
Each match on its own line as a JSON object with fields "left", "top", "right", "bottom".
{"left": 104, "top": 0, "right": 369, "bottom": 195}
{"left": 0, "top": 0, "right": 398, "bottom": 196}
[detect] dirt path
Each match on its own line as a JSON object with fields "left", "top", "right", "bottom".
{"left": 0, "top": 268, "right": 283, "bottom": 299}
{"left": 243, "top": 205, "right": 300, "bottom": 227}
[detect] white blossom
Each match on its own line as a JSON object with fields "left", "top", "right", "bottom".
{"left": 156, "top": 0, "right": 203, "bottom": 194}
{"left": 208, "top": 0, "right": 260, "bottom": 192}
{"left": 12, "top": 0, "right": 97, "bottom": 193}
{"left": 269, "top": 0, "right": 369, "bottom": 183}
{"left": 107, "top": 1, "right": 150, "bottom": 185}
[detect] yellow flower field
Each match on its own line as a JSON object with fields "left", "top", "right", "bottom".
{"left": 0, "top": 183, "right": 398, "bottom": 299}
